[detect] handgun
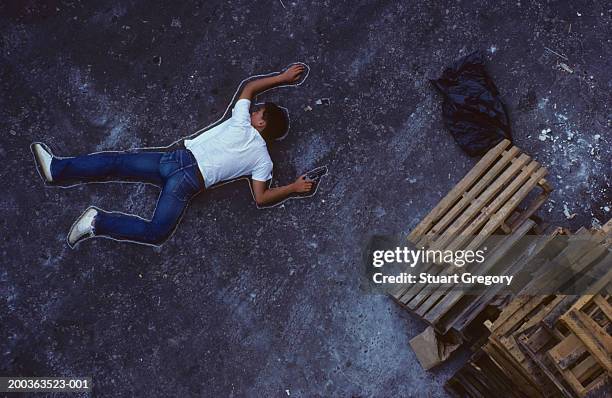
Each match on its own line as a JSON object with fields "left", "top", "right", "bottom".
{"left": 296, "top": 165, "right": 328, "bottom": 197}
{"left": 305, "top": 166, "right": 328, "bottom": 182}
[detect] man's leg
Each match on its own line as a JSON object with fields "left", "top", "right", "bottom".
{"left": 51, "top": 151, "right": 165, "bottom": 185}
{"left": 91, "top": 170, "right": 200, "bottom": 245}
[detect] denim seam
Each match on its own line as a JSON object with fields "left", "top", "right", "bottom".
{"left": 167, "top": 163, "right": 199, "bottom": 187}
{"left": 171, "top": 175, "right": 192, "bottom": 202}
{"left": 183, "top": 168, "right": 200, "bottom": 191}
{"left": 167, "top": 164, "right": 191, "bottom": 178}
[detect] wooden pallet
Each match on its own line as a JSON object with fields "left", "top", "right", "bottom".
{"left": 549, "top": 291, "right": 612, "bottom": 396}
{"left": 393, "top": 139, "right": 550, "bottom": 311}
{"left": 390, "top": 139, "right": 552, "bottom": 368}
{"left": 445, "top": 221, "right": 612, "bottom": 397}
{"left": 487, "top": 295, "right": 576, "bottom": 398}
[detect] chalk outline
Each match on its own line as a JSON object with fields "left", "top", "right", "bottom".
{"left": 30, "top": 62, "right": 327, "bottom": 248}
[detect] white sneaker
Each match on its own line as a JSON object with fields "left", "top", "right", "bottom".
{"left": 32, "top": 143, "right": 54, "bottom": 182}
{"left": 67, "top": 207, "right": 98, "bottom": 247}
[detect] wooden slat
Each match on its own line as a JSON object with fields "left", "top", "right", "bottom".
{"left": 523, "top": 326, "right": 553, "bottom": 353}
{"left": 519, "top": 341, "right": 577, "bottom": 398}
{"left": 416, "top": 146, "right": 520, "bottom": 247}
{"left": 412, "top": 288, "right": 443, "bottom": 317}
{"left": 572, "top": 356, "right": 601, "bottom": 384}
{"left": 515, "top": 296, "right": 566, "bottom": 337}
{"left": 389, "top": 283, "right": 409, "bottom": 300}
{"left": 592, "top": 295, "right": 612, "bottom": 321}
{"left": 569, "top": 296, "right": 596, "bottom": 314}
{"left": 548, "top": 334, "right": 587, "bottom": 370}
{"left": 490, "top": 295, "right": 537, "bottom": 334}
{"left": 583, "top": 373, "right": 610, "bottom": 397}
{"left": 396, "top": 246, "right": 464, "bottom": 303}
{"left": 409, "top": 239, "right": 494, "bottom": 312}
{"left": 400, "top": 264, "right": 442, "bottom": 308}
{"left": 507, "top": 187, "right": 550, "bottom": 232}
{"left": 560, "top": 309, "right": 612, "bottom": 373}
{"left": 559, "top": 364, "right": 588, "bottom": 397}
{"left": 517, "top": 335, "right": 578, "bottom": 398}
{"left": 492, "top": 336, "right": 529, "bottom": 377}
{"left": 542, "top": 295, "right": 577, "bottom": 331}
{"left": 428, "top": 153, "right": 532, "bottom": 251}
{"left": 465, "top": 166, "right": 548, "bottom": 251}
{"left": 407, "top": 236, "right": 500, "bottom": 311}
{"left": 547, "top": 333, "right": 601, "bottom": 396}
{"left": 407, "top": 139, "right": 511, "bottom": 242}
{"left": 493, "top": 296, "right": 549, "bottom": 337}
{"left": 446, "top": 160, "right": 543, "bottom": 252}
{"left": 515, "top": 327, "right": 572, "bottom": 398}
{"left": 406, "top": 281, "right": 441, "bottom": 311}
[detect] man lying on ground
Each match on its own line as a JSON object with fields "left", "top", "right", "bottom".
{"left": 32, "top": 63, "right": 312, "bottom": 247}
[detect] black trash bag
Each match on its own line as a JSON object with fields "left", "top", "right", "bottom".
{"left": 431, "top": 51, "right": 512, "bottom": 157}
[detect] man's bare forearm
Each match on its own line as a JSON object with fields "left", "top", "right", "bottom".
{"left": 240, "top": 74, "right": 286, "bottom": 100}
{"left": 239, "top": 64, "right": 305, "bottom": 100}
{"left": 257, "top": 183, "right": 296, "bottom": 206}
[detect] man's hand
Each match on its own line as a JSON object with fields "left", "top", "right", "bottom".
{"left": 280, "top": 64, "right": 306, "bottom": 85}
{"left": 291, "top": 175, "right": 314, "bottom": 193}
{"left": 251, "top": 174, "right": 313, "bottom": 207}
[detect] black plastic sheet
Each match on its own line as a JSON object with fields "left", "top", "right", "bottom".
{"left": 432, "top": 51, "right": 512, "bottom": 157}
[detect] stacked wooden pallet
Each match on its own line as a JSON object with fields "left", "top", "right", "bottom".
{"left": 389, "top": 139, "right": 553, "bottom": 368}
{"left": 445, "top": 220, "right": 611, "bottom": 398}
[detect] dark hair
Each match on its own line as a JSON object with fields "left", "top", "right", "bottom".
{"left": 261, "top": 102, "right": 289, "bottom": 143}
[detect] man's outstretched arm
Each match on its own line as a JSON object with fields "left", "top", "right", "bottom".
{"left": 239, "top": 64, "right": 305, "bottom": 101}
{"left": 251, "top": 176, "right": 313, "bottom": 207}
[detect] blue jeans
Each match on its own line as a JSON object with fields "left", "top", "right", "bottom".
{"left": 51, "top": 149, "right": 205, "bottom": 245}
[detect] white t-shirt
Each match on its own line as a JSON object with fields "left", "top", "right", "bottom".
{"left": 184, "top": 99, "right": 273, "bottom": 188}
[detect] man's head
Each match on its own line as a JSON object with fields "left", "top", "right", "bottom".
{"left": 250, "top": 102, "right": 289, "bottom": 143}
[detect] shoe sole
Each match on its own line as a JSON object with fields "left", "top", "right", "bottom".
{"left": 67, "top": 207, "right": 97, "bottom": 248}
{"left": 31, "top": 142, "right": 54, "bottom": 183}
